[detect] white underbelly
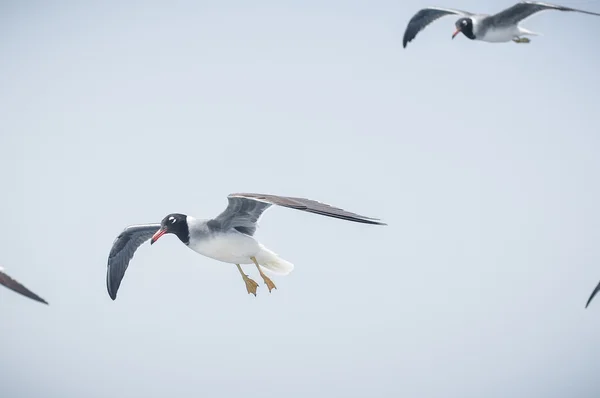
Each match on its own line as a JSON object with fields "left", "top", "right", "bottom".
{"left": 187, "top": 232, "right": 261, "bottom": 264}
{"left": 480, "top": 26, "right": 520, "bottom": 43}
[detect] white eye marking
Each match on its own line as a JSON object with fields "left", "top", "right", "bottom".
{"left": 169, "top": 216, "right": 176, "bottom": 224}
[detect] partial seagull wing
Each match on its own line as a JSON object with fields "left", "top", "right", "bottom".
{"left": 0, "top": 268, "right": 48, "bottom": 305}
{"left": 210, "top": 192, "right": 386, "bottom": 236}
{"left": 106, "top": 223, "right": 161, "bottom": 300}
{"left": 209, "top": 195, "right": 273, "bottom": 236}
{"left": 490, "top": 1, "right": 600, "bottom": 27}
{"left": 586, "top": 279, "right": 600, "bottom": 308}
{"left": 403, "top": 7, "right": 473, "bottom": 48}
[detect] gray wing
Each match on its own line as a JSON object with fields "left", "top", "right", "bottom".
{"left": 586, "top": 279, "right": 600, "bottom": 308}
{"left": 106, "top": 223, "right": 161, "bottom": 300}
{"left": 0, "top": 269, "right": 48, "bottom": 305}
{"left": 209, "top": 192, "right": 386, "bottom": 236}
{"left": 490, "top": 1, "right": 600, "bottom": 27}
{"left": 403, "top": 7, "right": 473, "bottom": 48}
{"left": 209, "top": 195, "right": 273, "bottom": 236}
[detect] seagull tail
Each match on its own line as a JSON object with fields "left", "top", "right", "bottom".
{"left": 256, "top": 245, "right": 295, "bottom": 275}
{"left": 520, "top": 27, "right": 542, "bottom": 36}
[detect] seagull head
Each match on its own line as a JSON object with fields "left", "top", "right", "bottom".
{"left": 151, "top": 213, "right": 189, "bottom": 245}
{"left": 453, "top": 18, "right": 474, "bottom": 40}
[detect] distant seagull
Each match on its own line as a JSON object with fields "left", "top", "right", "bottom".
{"left": 585, "top": 280, "right": 600, "bottom": 308}
{"left": 0, "top": 267, "right": 48, "bottom": 305}
{"left": 106, "top": 193, "right": 386, "bottom": 299}
{"left": 402, "top": 1, "right": 600, "bottom": 48}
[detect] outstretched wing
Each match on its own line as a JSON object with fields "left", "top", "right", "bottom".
{"left": 209, "top": 192, "right": 386, "bottom": 236}
{"left": 106, "top": 223, "right": 161, "bottom": 300}
{"left": 586, "top": 279, "right": 600, "bottom": 308}
{"left": 403, "top": 7, "right": 473, "bottom": 48}
{"left": 490, "top": 1, "right": 600, "bottom": 27}
{"left": 0, "top": 268, "right": 48, "bottom": 305}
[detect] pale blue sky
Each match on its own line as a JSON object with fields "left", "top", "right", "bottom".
{"left": 1, "top": 1, "right": 600, "bottom": 397}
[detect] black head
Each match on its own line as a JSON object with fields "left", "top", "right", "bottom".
{"left": 150, "top": 213, "right": 190, "bottom": 245}
{"left": 453, "top": 17, "right": 475, "bottom": 40}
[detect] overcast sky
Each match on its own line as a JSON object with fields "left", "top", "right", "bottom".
{"left": 1, "top": 1, "right": 600, "bottom": 397}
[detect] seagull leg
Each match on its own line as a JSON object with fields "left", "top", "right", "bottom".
{"left": 512, "top": 37, "right": 530, "bottom": 44}
{"left": 250, "top": 256, "right": 277, "bottom": 293}
{"left": 236, "top": 264, "right": 258, "bottom": 296}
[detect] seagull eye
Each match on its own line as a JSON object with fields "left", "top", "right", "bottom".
{"left": 168, "top": 216, "right": 176, "bottom": 224}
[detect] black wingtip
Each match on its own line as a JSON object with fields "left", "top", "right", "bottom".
{"left": 368, "top": 216, "right": 388, "bottom": 226}
{"left": 586, "top": 294, "right": 595, "bottom": 309}
{"left": 24, "top": 294, "right": 48, "bottom": 305}
{"left": 585, "top": 282, "right": 600, "bottom": 308}
{"left": 29, "top": 296, "right": 49, "bottom": 305}
{"left": 107, "top": 281, "right": 117, "bottom": 301}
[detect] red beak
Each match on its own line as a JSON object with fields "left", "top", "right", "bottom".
{"left": 452, "top": 28, "right": 461, "bottom": 39}
{"left": 150, "top": 228, "right": 167, "bottom": 245}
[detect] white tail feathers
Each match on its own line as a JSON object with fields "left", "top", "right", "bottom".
{"left": 256, "top": 245, "right": 294, "bottom": 275}
{"left": 520, "top": 27, "right": 542, "bottom": 36}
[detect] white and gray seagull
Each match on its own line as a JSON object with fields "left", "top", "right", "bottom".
{"left": 0, "top": 267, "right": 48, "bottom": 305}
{"left": 402, "top": 1, "right": 600, "bottom": 48}
{"left": 106, "top": 193, "right": 386, "bottom": 300}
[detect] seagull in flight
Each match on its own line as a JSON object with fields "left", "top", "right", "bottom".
{"left": 402, "top": 1, "right": 600, "bottom": 48}
{"left": 106, "top": 193, "right": 386, "bottom": 300}
{"left": 0, "top": 267, "right": 48, "bottom": 305}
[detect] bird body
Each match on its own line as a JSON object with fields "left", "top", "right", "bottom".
{"left": 477, "top": 22, "right": 528, "bottom": 42}
{"left": 464, "top": 13, "right": 541, "bottom": 42}
{"left": 188, "top": 219, "right": 261, "bottom": 265}
{"left": 186, "top": 216, "right": 294, "bottom": 274}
